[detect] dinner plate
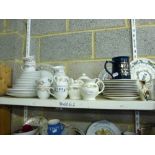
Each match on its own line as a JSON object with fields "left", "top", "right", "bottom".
{"left": 104, "top": 79, "right": 137, "bottom": 83}
{"left": 6, "top": 92, "right": 37, "bottom": 97}
{"left": 7, "top": 88, "right": 35, "bottom": 91}
{"left": 86, "top": 120, "right": 121, "bottom": 135}
{"left": 103, "top": 96, "right": 140, "bottom": 100}
{"left": 103, "top": 94, "right": 139, "bottom": 97}
{"left": 104, "top": 86, "right": 138, "bottom": 89}
{"left": 130, "top": 58, "right": 155, "bottom": 85}
{"left": 104, "top": 89, "right": 138, "bottom": 92}
{"left": 103, "top": 92, "right": 139, "bottom": 95}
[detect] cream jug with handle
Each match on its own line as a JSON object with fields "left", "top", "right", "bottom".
{"left": 80, "top": 78, "right": 105, "bottom": 100}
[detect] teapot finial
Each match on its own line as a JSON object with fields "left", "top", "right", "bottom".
{"left": 79, "top": 73, "right": 91, "bottom": 83}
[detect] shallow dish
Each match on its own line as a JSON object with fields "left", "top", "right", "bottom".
{"left": 25, "top": 116, "right": 48, "bottom": 135}
{"left": 103, "top": 96, "right": 140, "bottom": 100}
{"left": 7, "top": 92, "right": 37, "bottom": 97}
{"left": 86, "top": 120, "right": 121, "bottom": 135}
{"left": 130, "top": 58, "right": 155, "bottom": 85}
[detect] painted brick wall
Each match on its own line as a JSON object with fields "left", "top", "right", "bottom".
{"left": 0, "top": 19, "right": 155, "bottom": 133}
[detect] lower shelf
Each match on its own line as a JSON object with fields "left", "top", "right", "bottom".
{"left": 0, "top": 96, "right": 155, "bottom": 110}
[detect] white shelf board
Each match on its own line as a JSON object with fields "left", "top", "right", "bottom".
{"left": 0, "top": 96, "right": 155, "bottom": 110}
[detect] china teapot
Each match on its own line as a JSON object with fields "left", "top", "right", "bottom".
{"left": 78, "top": 73, "right": 91, "bottom": 83}
{"left": 80, "top": 78, "right": 105, "bottom": 100}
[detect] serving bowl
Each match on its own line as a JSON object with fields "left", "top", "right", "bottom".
{"left": 13, "top": 126, "right": 39, "bottom": 135}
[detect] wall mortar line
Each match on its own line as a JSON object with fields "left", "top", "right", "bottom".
{"left": 21, "top": 36, "right": 26, "bottom": 59}
{"left": 0, "top": 31, "right": 19, "bottom": 36}
{"left": 91, "top": 32, "right": 95, "bottom": 59}
{"left": 3, "top": 20, "right": 7, "bottom": 32}
{"left": 31, "top": 26, "right": 129, "bottom": 38}
{"left": 37, "top": 38, "right": 41, "bottom": 63}
{"left": 125, "top": 19, "right": 129, "bottom": 28}
{"left": 66, "top": 19, "right": 70, "bottom": 32}
{"left": 136, "top": 24, "right": 155, "bottom": 28}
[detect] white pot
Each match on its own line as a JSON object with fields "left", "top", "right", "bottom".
{"left": 80, "top": 78, "right": 104, "bottom": 100}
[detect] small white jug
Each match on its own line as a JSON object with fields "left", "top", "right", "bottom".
{"left": 80, "top": 78, "right": 105, "bottom": 100}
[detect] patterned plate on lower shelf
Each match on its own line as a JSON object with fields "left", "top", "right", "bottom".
{"left": 86, "top": 120, "right": 121, "bottom": 135}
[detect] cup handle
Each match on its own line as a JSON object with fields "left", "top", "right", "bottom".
{"left": 48, "top": 77, "right": 53, "bottom": 85}
{"left": 96, "top": 80, "right": 105, "bottom": 94}
{"left": 61, "top": 123, "right": 64, "bottom": 131}
{"left": 48, "top": 87, "right": 56, "bottom": 98}
{"left": 104, "top": 61, "right": 113, "bottom": 78}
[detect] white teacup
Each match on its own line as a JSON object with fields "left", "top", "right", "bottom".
{"left": 49, "top": 85, "right": 68, "bottom": 100}
{"left": 36, "top": 77, "right": 53, "bottom": 87}
{"left": 37, "top": 87, "right": 50, "bottom": 99}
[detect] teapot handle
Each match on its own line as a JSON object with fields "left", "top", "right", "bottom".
{"left": 96, "top": 79, "right": 105, "bottom": 94}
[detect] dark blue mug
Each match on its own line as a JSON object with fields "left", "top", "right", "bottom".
{"left": 104, "top": 56, "right": 131, "bottom": 79}
{"left": 47, "top": 119, "right": 64, "bottom": 135}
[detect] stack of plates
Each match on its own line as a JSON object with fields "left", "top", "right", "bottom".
{"left": 7, "top": 71, "right": 40, "bottom": 97}
{"left": 103, "top": 79, "right": 140, "bottom": 100}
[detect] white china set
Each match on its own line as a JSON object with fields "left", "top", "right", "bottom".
{"left": 7, "top": 56, "right": 155, "bottom": 101}
{"left": 35, "top": 65, "right": 69, "bottom": 100}
{"left": 7, "top": 56, "right": 40, "bottom": 97}
{"left": 37, "top": 71, "right": 104, "bottom": 100}
{"left": 103, "top": 80, "right": 142, "bottom": 100}
{"left": 7, "top": 56, "right": 105, "bottom": 100}
{"left": 99, "top": 58, "right": 155, "bottom": 101}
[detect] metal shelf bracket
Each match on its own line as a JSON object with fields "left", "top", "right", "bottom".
{"left": 131, "top": 19, "right": 140, "bottom": 134}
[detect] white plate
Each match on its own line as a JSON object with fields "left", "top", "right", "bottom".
{"left": 130, "top": 58, "right": 155, "bottom": 85}
{"left": 104, "top": 88, "right": 138, "bottom": 91}
{"left": 13, "top": 85, "right": 36, "bottom": 88}
{"left": 105, "top": 86, "right": 138, "bottom": 89}
{"left": 15, "top": 81, "right": 36, "bottom": 85}
{"left": 103, "top": 96, "right": 140, "bottom": 100}
{"left": 103, "top": 94, "right": 139, "bottom": 97}
{"left": 86, "top": 120, "right": 121, "bottom": 135}
{"left": 25, "top": 116, "right": 48, "bottom": 135}
{"left": 8, "top": 88, "right": 35, "bottom": 91}
{"left": 18, "top": 76, "right": 40, "bottom": 79}
{"left": 103, "top": 79, "right": 137, "bottom": 83}
{"left": 6, "top": 92, "right": 37, "bottom": 97}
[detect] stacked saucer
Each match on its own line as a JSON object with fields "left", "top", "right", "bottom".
{"left": 103, "top": 79, "right": 140, "bottom": 100}
{"left": 7, "top": 70, "right": 41, "bottom": 97}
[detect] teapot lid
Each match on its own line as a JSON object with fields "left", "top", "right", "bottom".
{"left": 79, "top": 73, "right": 90, "bottom": 81}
